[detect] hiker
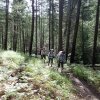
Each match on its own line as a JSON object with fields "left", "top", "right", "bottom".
{"left": 9, "top": 48, "right": 11, "bottom": 50}
{"left": 57, "top": 51, "right": 66, "bottom": 71}
{"left": 40, "top": 47, "right": 46, "bottom": 63}
{"left": 48, "top": 49, "right": 54, "bottom": 67}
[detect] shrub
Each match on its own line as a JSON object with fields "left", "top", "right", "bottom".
{"left": 0, "top": 51, "right": 25, "bottom": 64}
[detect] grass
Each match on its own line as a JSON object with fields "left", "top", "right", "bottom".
{"left": 22, "top": 57, "right": 77, "bottom": 99}
{"left": 0, "top": 51, "right": 81, "bottom": 100}
{"left": 0, "top": 50, "right": 25, "bottom": 66}
{"left": 71, "top": 64, "right": 100, "bottom": 92}
{"left": 23, "top": 56, "right": 100, "bottom": 99}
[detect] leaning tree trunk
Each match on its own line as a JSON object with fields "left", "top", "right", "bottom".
{"left": 70, "top": 0, "right": 81, "bottom": 63}
{"left": 92, "top": 0, "right": 100, "bottom": 67}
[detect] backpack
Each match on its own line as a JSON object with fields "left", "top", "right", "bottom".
{"left": 41, "top": 49, "right": 46, "bottom": 55}
{"left": 57, "top": 51, "right": 66, "bottom": 63}
{"left": 48, "top": 51, "right": 54, "bottom": 58}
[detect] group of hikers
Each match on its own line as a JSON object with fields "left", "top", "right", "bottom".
{"left": 40, "top": 47, "right": 66, "bottom": 71}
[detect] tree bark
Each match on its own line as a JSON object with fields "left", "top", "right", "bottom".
{"left": 35, "top": 0, "right": 38, "bottom": 56}
{"left": 48, "top": 0, "right": 52, "bottom": 50}
{"left": 4, "top": 0, "right": 9, "bottom": 50}
{"left": 29, "top": 0, "right": 34, "bottom": 56}
{"left": 58, "top": 0, "right": 64, "bottom": 51}
{"left": 65, "top": 0, "right": 72, "bottom": 61}
{"left": 51, "top": 0, "right": 54, "bottom": 49}
{"left": 70, "top": 0, "right": 81, "bottom": 63}
{"left": 92, "top": 0, "right": 100, "bottom": 67}
{"left": 81, "top": 7, "right": 85, "bottom": 64}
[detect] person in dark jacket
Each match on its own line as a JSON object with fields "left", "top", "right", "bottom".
{"left": 57, "top": 51, "right": 66, "bottom": 71}
{"left": 48, "top": 49, "right": 54, "bottom": 67}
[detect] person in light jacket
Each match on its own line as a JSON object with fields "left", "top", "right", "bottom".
{"left": 57, "top": 51, "right": 66, "bottom": 70}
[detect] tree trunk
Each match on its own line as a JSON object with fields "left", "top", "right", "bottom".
{"left": 40, "top": 18, "right": 43, "bottom": 49}
{"left": 65, "top": 0, "right": 72, "bottom": 61}
{"left": 51, "top": 0, "right": 54, "bottom": 49}
{"left": 35, "top": 0, "right": 38, "bottom": 56}
{"left": 81, "top": 7, "right": 85, "bottom": 64}
{"left": 29, "top": 0, "right": 34, "bottom": 56}
{"left": 4, "top": 0, "right": 9, "bottom": 50}
{"left": 58, "top": 0, "right": 64, "bottom": 51}
{"left": 0, "top": 26, "right": 3, "bottom": 49}
{"left": 13, "top": 20, "right": 18, "bottom": 51}
{"left": 48, "top": 0, "right": 51, "bottom": 50}
{"left": 39, "top": 10, "right": 41, "bottom": 54}
{"left": 40, "top": 3, "right": 43, "bottom": 49}
{"left": 92, "top": 0, "right": 100, "bottom": 67}
{"left": 70, "top": 0, "right": 81, "bottom": 63}
{"left": 19, "top": 21, "right": 22, "bottom": 52}
{"left": 22, "top": 23, "right": 25, "bottom": 53}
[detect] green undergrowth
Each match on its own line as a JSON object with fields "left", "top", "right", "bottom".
{"left": 71, "top": 64, "right": 100, "bottom": 92}
{"left": 25, "top": 58, "right": 76, "bottom": 99}
{"left": 0, "top": 50, "right": 25, "bottom": 69}
{"left": 0, "top": 51, "right": 25, "bottom": 64}
{"left": 0, "top": 51, "right": 79, "bottom": 100}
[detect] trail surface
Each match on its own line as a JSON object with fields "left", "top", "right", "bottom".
{"left": 45, "top": 63, "right": 100, "bottom": 100}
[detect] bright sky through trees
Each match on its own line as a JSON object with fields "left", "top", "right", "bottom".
{"left": 9, "top": 0, "right": 31, "bottom": 12}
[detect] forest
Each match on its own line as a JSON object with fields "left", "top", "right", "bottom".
{"left": 0, "top": 0, "right": 100, "bottom": 100}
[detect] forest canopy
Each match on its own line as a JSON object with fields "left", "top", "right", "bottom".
{"left": 0, "top": 0, "right": 100, "bottom": 66}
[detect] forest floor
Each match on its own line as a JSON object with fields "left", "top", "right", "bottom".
{"left": 65, "top": 72, "right": 100, "bottom": 100}
{"left": 45, "top": 63, "right": 100, "bottom": 100}
{"left": 0, "top": 51, "right": 99, "bottom": 100}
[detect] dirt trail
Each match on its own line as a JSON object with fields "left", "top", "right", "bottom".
{"left": 65, "top": 72, "right": 100, "bottom": 100}
{"left": 45, "top": 63, "right": 100, "bottom": 100}
{"left": 13, "top": 60, "right": 100, "bottom": 100}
